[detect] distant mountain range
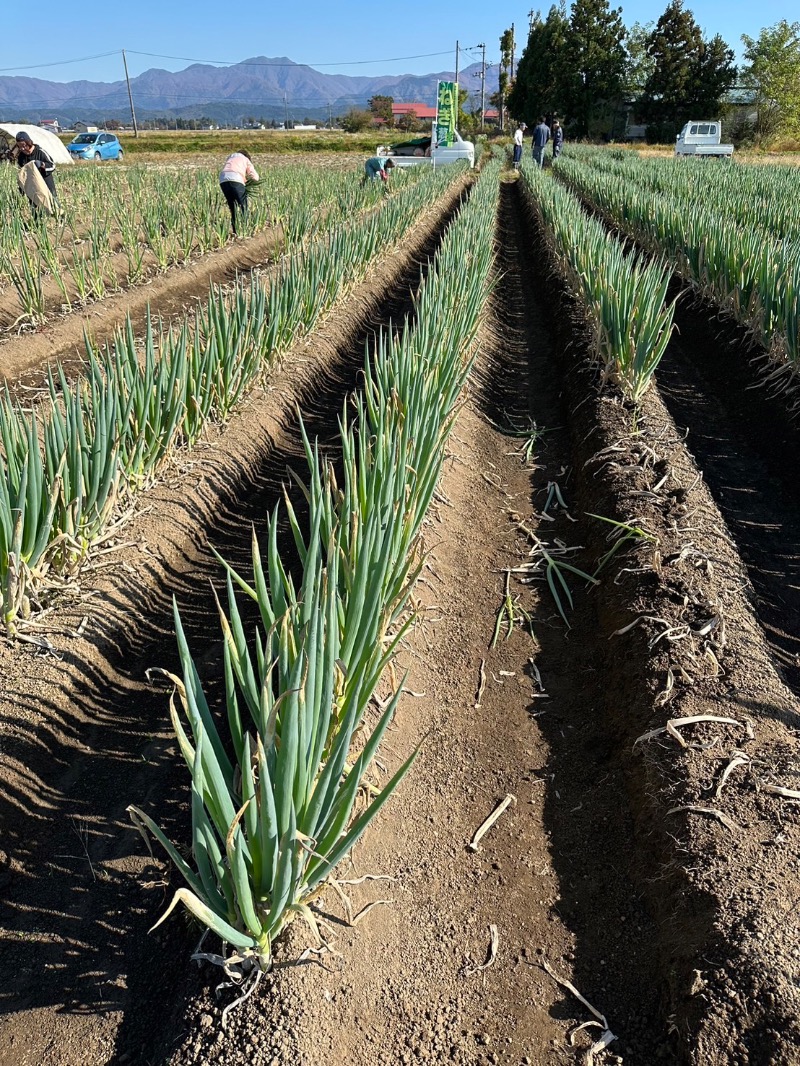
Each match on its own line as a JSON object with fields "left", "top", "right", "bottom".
{"left": 0, "top": 56, "right": 498, "bottom": 125}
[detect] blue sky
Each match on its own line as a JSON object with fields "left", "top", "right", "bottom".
{"left": 0, "top": 0, "right": 792, "bottom": 84}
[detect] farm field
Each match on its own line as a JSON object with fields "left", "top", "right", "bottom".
{"left": 58, "top": 128, "right": 386, "bottom": 158}
{"left": 0, "top": 145, "right": 800, "bottom": 1066}
{"left": 0, "top": 151, "right": 375, "bottom": 381}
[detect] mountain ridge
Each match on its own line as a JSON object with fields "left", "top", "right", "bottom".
{"left": 0, "top": 55, "right": 497, "bottom": 124}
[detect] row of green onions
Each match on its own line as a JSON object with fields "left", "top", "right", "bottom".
{"left": 569, "top": 146, "right": 800, "bottom": 245}
{"left": 555, "top": 148, "right": 800, "bottom": 366}
{"left": 127, "top": 157, "right": 502, "bottom": 978}
{"left": 0, "top": 162, "right": 422, "bottom": 326}
{"left": 518, "top": 159, "right": 676, "bottom": 403}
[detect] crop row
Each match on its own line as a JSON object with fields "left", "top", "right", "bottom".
{"left": 128, "top": 156, "right": 503, "bottom": 986}
{"left": 0, "top": 163, "right": 467, "bottom": 636}
{"left": 0, "top": 162, "right": 418, "bottom": 326}
{"left": 556, "top": 148, "right": 800, "bottom": 366}
{"left": 518, "top": 160, "right": 675, "bottom": 403}
{"left": 575, "top": 147, "right": 800, "bottom": 244}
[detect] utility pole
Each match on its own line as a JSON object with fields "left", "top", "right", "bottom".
{"left": 454, "top": 40, "right": 460, "bottom": 88}
{"left": 328, "top": 102, "right": 332, "bottom": 129}
{"left": 477, "top": 43, "right": 486, "bottom": 131}
{"left": 122, "top": 49, "right": 138, "bottom": 138}
{"left": 284, "top": 92, "right": 289, "bottom": 129}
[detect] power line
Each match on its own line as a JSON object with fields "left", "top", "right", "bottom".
{"left": 125, "top": 49, "right": 456, "bottom": 69}
{"left": 0, "top": 45, "right": 475, "bottom": 82}
{"left": 0, "top": 50, "right": 121, "bottom": 73}
{"left": 0, "top": 46, "right": 494, "bottom": 115}
{"left": 100, "top": 90, "right": 432, "bottom": 104}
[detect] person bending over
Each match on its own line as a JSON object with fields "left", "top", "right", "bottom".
{"left": 219, "top": 149, "right": 259, "bottom": 235}
{"left": 362, "top": 157, "right": 395, "bottom": 185}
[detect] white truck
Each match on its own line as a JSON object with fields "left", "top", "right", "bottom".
{"left": 376, "top": 130, "right": 475, "bottom": 169}
{"left": 675, "top": 120, "right": 734, "bottom": 159}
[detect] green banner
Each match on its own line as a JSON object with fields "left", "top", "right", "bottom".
{"left": 436, "top": 80, "right": 457, "bottom": 147}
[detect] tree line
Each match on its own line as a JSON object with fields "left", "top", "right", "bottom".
{"left": 507, "top": 1, "right": 800, "bottom": 144}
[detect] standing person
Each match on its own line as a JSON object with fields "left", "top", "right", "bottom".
{"left": 219, "top": 149, "right": 259, "bottom": 235}
{"left": 14, "top": 131, "right": 58, "bottom": 206}
{"left": 512, "top": 123, "right": 527, "bottom": 169}
{"left": 362, "top": 157, "right": 394, "bottom": 185}
{"left": 531, "top": 117, "right": 551, "bottom": 168}
{"left": 552, "top": 120, "right": 564, "bottom": 159}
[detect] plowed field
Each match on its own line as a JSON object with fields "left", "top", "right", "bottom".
{"left": 1, "top": 160, "right": 798, "bottom": 1066}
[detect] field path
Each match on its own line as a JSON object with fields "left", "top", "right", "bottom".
{"left": 166, "top": 176, "right": 666, "bottom": 1066}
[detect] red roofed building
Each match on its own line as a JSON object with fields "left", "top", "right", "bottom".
{"left": 391, "top": 102, "right": 437, "bottom": 124}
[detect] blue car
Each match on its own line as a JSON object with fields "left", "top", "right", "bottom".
{"left": 67, "top": 132, "right": 124, "bottom": 161}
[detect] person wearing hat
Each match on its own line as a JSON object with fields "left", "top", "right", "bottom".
{"left": 14, "top": 131, "right": 58, "bottom": 205}
{"left": 513, "top": 123, "right": 527, "bottom": 169}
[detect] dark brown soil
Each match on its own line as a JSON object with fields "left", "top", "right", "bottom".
{"left": 2, "top": 163, "right": 799, "bottom": 1066}
{"left": 163, "top": 172, "right": 666, "bottom": 1066}
{"left": 523, "top": 176, "right": 800, "bottom": 1064}
{"left": 655, "top": 301, "right": 800, "bottom": 692}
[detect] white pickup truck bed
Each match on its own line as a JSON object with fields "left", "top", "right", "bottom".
{"left": 377, "top": 130, "right": 475, "bottom": 168}
{"left": 675, "top": 120, "right": 733, "bottom": 158}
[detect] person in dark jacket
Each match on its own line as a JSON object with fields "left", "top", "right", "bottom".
{"left": 14, "top": 131, "right": 58, "bottom": 204}
{"left": 531, "top": 117, "right": 550, "bottom": 168}
{"left": 552, "top": 120, "right": 564, "bottom": 159}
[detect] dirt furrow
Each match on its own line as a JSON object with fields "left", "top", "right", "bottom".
{"left": 654, "top": 306, "right": 800, "bottom": 693}
{"left": 5, "top": 161, "right": 799, "bottom": 1066}
{"left": 165, "top": 174, "right": 671, "bottom": 1066}
{"left": 555, "top": 164, "right": 800, "bottom": 703}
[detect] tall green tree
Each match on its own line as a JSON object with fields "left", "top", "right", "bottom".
{"left": 497, "top": 27, "right": 515, "bottom": 130}
{"left": 456, "top": 86, "right": 477, "bottom": 132}
{"left": 694, "top": 34, "right": 737, "bottom": 116}
{"left": 368, "top": 95, "right": 394, "bottom": 126}
{"left": 625, "top": 21, "right": 656, "bottom": 95}
{"left": 742, "top": 21, "right": 800, "bottom": 141}
{"left": 564, "top": 0, "right": 627, "bottom": 136}
{"left": 639, "top": 0, "right": 735, "bottom": 141}
{"left": 508, "top": 4, "right": 572, "bottom": 125}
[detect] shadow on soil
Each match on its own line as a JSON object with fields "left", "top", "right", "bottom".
{"left": 470, "top": 177, "right": 676, "bottom": 1063}
{"left": 656, "top": 303, "right": 800, "bottom": 703}
{"left": 0, "top": 181, "right": 470, "bottom": 1066}
{"left": 563, "top": 176, "right": 800, "bottom": 718}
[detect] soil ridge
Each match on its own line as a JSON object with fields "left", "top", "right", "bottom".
{"left": 522, "top": 178, "right": 800, "bottom": 1063}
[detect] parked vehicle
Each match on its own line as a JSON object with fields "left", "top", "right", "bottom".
{"left": 674, "top": 121, "right": 733, "bottom": 159}
{"left": 67, "top": 132, "right": 124, "bottom": 161}
{"left": 376, "top": 130, "right": 475, "bottom": 169}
